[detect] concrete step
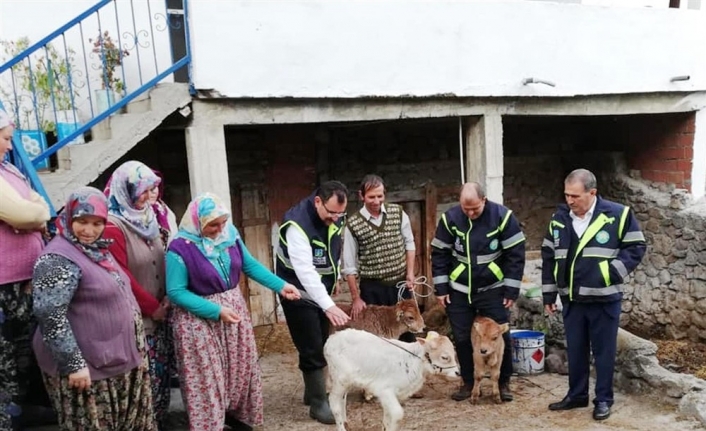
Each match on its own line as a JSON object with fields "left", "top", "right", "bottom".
{"left": 40, "top": 82, "right": 192, "bottom": 209}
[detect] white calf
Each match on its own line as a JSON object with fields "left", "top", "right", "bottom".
{"left": 324, "top": 329, "right": 460, "bottom": 431}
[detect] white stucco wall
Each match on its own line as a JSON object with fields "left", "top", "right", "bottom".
{"left": 188, "top": 1, "right": 706, "bottom": 98}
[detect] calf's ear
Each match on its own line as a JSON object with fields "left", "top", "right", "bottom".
{"left": 499, "top": 323, "right": 510, "bottom": 334}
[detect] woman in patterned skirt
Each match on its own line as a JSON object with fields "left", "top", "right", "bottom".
{"left": 32, "top": 187, "right": 154, "bottom": 431}
{"left": 166, "top": 193, "right": 300, "bottom": 431}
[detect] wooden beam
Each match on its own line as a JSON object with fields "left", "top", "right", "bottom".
{"left": 421, "top": 182, "right": 438, "bottom": 310}
{"left": 386, "top": 188, "right": 426, "bottom": 203}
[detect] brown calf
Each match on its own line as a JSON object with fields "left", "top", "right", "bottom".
{"left": 470, "top": 316, "right": 510, "bottom": 404}
{"left": 336, "top": 299, "right": 425, "bottom": 339}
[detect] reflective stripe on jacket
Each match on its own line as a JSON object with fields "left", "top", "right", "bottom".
{"left": 541, "top": 197, "right": 646, "bottom": 304}
{"left": 275, "top": 194, "right": 344, "bottom": 293}
{"left": 431, "top": 200, "right": 526, "bottom": 302}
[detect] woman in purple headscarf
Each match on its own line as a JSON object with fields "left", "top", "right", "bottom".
{"left": 32, "top": 186, "right": 154, "bottom": 430}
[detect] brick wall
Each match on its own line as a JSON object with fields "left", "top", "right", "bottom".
{"left": 623, "top": 113, "right": 695, "bottom": 190}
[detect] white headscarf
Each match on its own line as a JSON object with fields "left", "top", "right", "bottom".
{"left": 0, "top": 109, "right": 14, "bottom": 130}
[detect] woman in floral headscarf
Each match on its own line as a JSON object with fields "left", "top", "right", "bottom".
{"left": 102, "top": 160, "right": 172, "bottom": 430}
{"left": 166, "top": 193, "right": 300, "bottom": 431}
{"left": 32, "top": 186, "right": 154, "bottom": 430}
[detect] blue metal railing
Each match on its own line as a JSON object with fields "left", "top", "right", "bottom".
{"left": 0, "top": 0, "right": 192, "bottom": 215}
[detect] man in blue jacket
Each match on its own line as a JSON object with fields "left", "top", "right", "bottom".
{"left": 432, "top": 182, "right": 526, "bottom": 402}
{"left": 542, "top": 169, "right": 646, "bottom": 421}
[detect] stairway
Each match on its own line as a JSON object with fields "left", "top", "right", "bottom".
{"left": 40, "top": 83, "right": 191, "bottom": 209}
{"left": 0, "top": 0, "right": 192, "bottom": 215}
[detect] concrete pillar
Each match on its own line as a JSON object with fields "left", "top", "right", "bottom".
{"left": 692, "top": 109, "right": 706, "bottom": 200}
{"left": 185, "top": 124, "right": 232, "bottom": 209}
{"left": 465, "top": 114, "right": 504, "bottom": 203}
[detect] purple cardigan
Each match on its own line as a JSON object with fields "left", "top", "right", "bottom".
{"left": 32, "top": 236, "right": 142, "bottom": 380}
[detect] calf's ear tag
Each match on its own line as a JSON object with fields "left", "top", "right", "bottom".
{"left": 426, "top": 331, "right": 440, "bottom": 340}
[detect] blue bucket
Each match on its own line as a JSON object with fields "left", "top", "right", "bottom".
{"left": 510, "top": 330, "right": 545, "bottom": 375}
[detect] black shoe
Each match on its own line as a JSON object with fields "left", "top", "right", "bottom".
{"left": 593, "top": 402, "right": 611, "bottom": 421}
{"left": 500, "top": 383, "right": 513, "bottom": 402}
{"left": 451, "top": 383, "right": 473, "bottom": 401}
{"left": 548, "top": 396, "right": 589, "bottom": 411}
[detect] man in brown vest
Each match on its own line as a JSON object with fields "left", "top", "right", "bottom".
{"left": 342, "top": 175, "right": 416, "bottom": 322}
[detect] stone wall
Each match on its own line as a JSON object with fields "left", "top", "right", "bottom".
{"left": 605, "top": 174, "right": 706, "bottom": 340}
{"left": 329, "top": 118, "right": 462, "bottom": 197}
{"left": 503, "top": 147, "right": 706, "bottom": 341}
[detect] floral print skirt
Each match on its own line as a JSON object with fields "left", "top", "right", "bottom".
{"left": 43, "top": 314, "right": 154, "bottom": 431}
{"left": 171, "top": 287, "right": 263, "bottom": 431}
{"left": 145, "top": 321, "right": 173, "bottom": 431}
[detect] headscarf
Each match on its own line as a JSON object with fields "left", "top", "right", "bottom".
{"left": 106, "top": 160, "right": 161, "bottom": 240}
{"left": 57, "top": 186, "right": 118, "bottom": 273}
{"left": 175, "top": 193, "right": 238, "bottom": 259}
{"left": 0, "top": 109, "right": 31, "bottom": 185}
{"left": 151, "top": 169, "right": 170, "bottom": 232}
{"left": 0, "top": 109, "right": 14, "bottom": 130}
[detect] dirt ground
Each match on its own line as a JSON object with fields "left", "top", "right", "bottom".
{"left": 27, "top": 324, "right": 706, "bottom": 431}
{"left": 255, "top": 324, "right": 703, "bottom": 431}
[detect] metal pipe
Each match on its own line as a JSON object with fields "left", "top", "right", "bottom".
{"left": 670, "top": 75, "right": 690, "bottom": 82}
{"left": 458, "top": 117, "right": 465, "bottom": 184}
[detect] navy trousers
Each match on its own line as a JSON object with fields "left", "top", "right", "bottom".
{"left": 562, "top": 300, "right": 621, "bottom": 406}
{"left": 446, "top": 289, "right": 513, "bottom": 386}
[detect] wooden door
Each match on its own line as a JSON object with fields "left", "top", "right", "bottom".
{"left": 239, "top": 186, "right": 277, "bottom": 327}
{"left": 385, "top": 182, "right": 437, "bottom": 312}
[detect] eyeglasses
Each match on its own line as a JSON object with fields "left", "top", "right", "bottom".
{"left": 322, "top": 201, "right": 347, "bottom": 218}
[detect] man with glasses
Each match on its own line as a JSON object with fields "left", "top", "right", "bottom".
{"left": 276, "top": 180, "right": 351, "bottom": 425}
{"left": 543, "top": 169, "right": 645, "bottom": 421}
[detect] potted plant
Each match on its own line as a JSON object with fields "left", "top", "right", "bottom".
{"left": 0, "top": 37, "right": 81, "bottom": 169}
{"left": 89, "top": 31, "right": 129, "bottom": 112}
